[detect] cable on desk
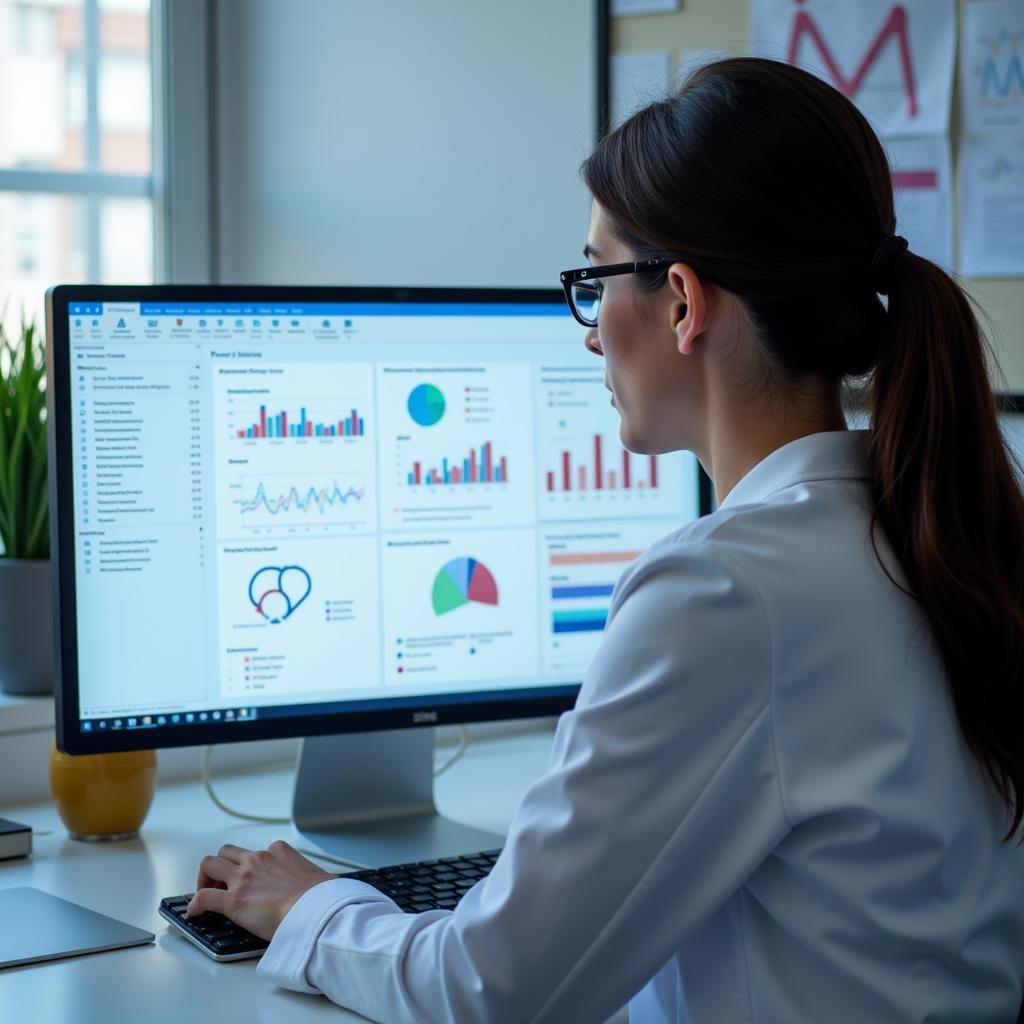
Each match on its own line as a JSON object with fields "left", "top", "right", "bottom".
{"left": 200, "top": 725, "right": 471, "bottom": 822}
{"left": 201, "top": 744, "right": 293, "bottom": 824}
{"left": 433, "top": 725, "right": 470, "bottom": 777}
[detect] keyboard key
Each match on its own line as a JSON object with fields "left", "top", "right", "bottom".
{"left": 210, "top": 936, "right": 256, "bottom": 953}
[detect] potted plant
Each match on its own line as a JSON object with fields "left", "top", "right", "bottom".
{"left": 0, "top": 316, "right": 51, "bottom": 696}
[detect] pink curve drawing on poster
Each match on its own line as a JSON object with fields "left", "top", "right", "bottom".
{"left": 786, "top": 0, "right": 919, "bottom": 118}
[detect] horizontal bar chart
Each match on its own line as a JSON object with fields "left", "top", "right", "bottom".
{"left": 552, "top": 608, "right": 609, "bottom": 634}
{"left": 549, "top": 550, "right": 642, "bottom": 566}
{"left": 548, "top": 549, "right": 641, "bottom": 638}
{"left": 551, "top": 583, "right": 615, "bottom": 600}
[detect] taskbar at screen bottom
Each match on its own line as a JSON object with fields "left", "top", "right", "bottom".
{"left": 80, "top": 683, "right": 581, "bottom": 735}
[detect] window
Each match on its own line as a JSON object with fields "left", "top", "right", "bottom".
{"left": 0, "top": 0, "right": 153, "bottom": 335}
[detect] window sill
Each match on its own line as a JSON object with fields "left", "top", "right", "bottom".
{"left": 0, "top": 691, "right": 54, "bottom": 735}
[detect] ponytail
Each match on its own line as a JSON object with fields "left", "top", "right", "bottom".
{"left": 581, "top": 56, "right": 1024, "bottom": 839}
{"left": 870, "top": 253, "right": 1024, "bottom": 840}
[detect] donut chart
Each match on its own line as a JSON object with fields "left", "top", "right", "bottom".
{"left": 407, "top": 383, "right": 446, "bottom": 427}
{"left": 432, "top": 557, "right": 499, "bottom": 616}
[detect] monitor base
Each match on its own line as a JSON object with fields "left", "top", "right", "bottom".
{"left": 291, "top": 727, "right": 504, "bottom": 869}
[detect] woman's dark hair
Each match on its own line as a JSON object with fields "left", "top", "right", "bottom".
{"left": 582, "top": 57, "right": 1024, "bottom": 840}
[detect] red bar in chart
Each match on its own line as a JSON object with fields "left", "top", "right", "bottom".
{"left": 237, "top": 405, "right": 365, "bottom": 439}
{"left": 546, "top": 435, "right": 659, "bottom": 494}
{"left": 405, "top": 442, "right": 509, "bottom": 486}
{"left": 891, "top": 169, "right": 938, "bottom": 190}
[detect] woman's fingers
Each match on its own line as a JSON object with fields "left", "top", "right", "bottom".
{"left": 195, "top": 853, "right": 238, "bottom": 893}
{"left": 216, "top": 843, "right": 251, "bottom": 864}
{"left": 187, "top": 886, "right": 230, "bottom": 919}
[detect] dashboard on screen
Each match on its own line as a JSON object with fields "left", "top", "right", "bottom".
{"left": 54, "top": 293, "right": 701, "bottom": 739}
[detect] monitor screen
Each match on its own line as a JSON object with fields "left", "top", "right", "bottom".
{"left": 1000, "top": 397, "right": 1024, "bottom": 481}
{"left": 48, "top": 288, "right": 703, "bottom": 752}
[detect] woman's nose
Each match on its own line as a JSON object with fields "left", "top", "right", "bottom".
{"left": 584, "top": 327, "right": 603, "bottom": 356}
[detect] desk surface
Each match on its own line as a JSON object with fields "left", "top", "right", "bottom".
{"left": 0, "top": 728, "right": 567, "bottom": 1024}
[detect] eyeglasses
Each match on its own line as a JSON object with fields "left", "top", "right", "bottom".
{"left": 559, "top": 258, "right": 674, "bottom": 327}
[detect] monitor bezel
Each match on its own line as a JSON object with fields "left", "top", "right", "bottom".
{"left": 49, "top": 284, "right": 701, "bottom": 754}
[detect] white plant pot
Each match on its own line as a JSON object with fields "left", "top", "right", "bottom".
{"left": 0, "top": 559, "right": 54, "bottom": 696}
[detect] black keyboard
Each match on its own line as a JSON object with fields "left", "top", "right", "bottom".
{"left": 159, "top": 895, "right": 269, "bottom": 961}
{"left": 159, "top": 848, "right": 501, "bottom": 961}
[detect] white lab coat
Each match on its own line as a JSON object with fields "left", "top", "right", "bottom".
{"left": 257, "top": 430, "right": 1024, "bottom": 1023}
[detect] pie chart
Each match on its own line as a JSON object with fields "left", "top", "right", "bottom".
{"left": 432, "top": 557, "right": 499, "bottom": 616}
{"left": 408, "top": 383, "right": 446, "bottom": 427}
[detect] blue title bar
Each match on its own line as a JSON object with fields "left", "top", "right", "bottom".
{"left": 69, "top": 302, "right": 567, "bottom": 318}
{"left": 137, "top": 303, "right": 567, "bottom": 317}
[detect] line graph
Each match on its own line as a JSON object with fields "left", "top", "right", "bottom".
{"left": 977, "top": 28, "right": 1024, "bottom": 100}
{"left": 238, "top": 474, "right": 368, "bottom": 528}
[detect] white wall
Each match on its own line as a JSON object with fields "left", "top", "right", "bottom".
{"left": 212, "top": 0, "right": 600, "bottom": 289}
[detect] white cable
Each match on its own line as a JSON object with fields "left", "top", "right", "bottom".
{"left": 201, "top": 744, "right": 292, "bottom": 824}
{"left": 433, "top": 725, "right": 470, "bottom": 777}
{"left": 200, "top": 724, "right": 472, "bottom": 825}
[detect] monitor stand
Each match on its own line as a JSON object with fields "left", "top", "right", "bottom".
{"left": 290, "top": 727, "right": 505, "bottom": 869}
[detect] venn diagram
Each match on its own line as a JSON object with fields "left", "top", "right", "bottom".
{"left": 248, "top": 565, "right": 312, "bottom": 624}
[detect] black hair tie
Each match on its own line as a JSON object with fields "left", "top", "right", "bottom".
{"left": 871, "top": 234, "right": 909, "bottom": 295}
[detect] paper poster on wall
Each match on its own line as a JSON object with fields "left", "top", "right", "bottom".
{"left": 959, "top": 133, "right": 1024, "bottom": 277}
{"left": 961, "top": 0, "right": 1024, "bottom": 134}
{"left": 749, "top": 0, "right": 956, "bottom": 137}
{"left": 679, "top": 48, "right": 734, "bottom": 81}
{"left": 611, "top": 0, "right": 678, "bottom": 15}
{"left": 610, "top": 51, "right": 672, "bottom": 128}
{"left": 886, "top": 135, "right": 954, "bottom": 271}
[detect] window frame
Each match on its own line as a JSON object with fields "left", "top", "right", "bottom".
{"left": 0, "top": 0, "right": 154, "bottom": 283}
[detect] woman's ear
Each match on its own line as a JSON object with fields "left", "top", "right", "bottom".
{"left": 666, "top": 262, "right": 706, "bottom": 355}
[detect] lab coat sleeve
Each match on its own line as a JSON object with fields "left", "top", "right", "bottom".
{"left": 257, "top": 539, "right": 791, "bottom": 1023}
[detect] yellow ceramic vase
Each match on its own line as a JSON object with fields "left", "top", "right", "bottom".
{"left": 49, "top": 741, "right": 157, "bottom": 841}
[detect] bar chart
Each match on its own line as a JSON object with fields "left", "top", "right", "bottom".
{"left": 548, "top": 548, "right": 640, "bottom": 636}
{"left": 406, "top": 442, "right": 508, "bottom": 486}
{"left": 236, "top": 405, "right": 365, "bottom": 439}
{"left": 537, "top": 365, "right": 695, "bottom": 523}
{"left": 544, "top": 434, "right": 658, "bottom": 493}
{"left": 540, "top": 523, "right": 684, "bottom": 677}
{"left": 377, "top": 362, "right": 536, "bottom": 529}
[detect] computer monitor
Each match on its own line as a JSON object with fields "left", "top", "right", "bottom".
{"left": 47, "top": 285, "right": 706, "bottom": 865}
{"left": 1000, "top": 395, "right": 1024, "bottom": 483}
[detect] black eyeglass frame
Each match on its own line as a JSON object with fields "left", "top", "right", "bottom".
{"left": 559, "top": 258, "right": 674, "bottom": 327}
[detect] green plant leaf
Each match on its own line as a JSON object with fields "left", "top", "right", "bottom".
{"left": 0, "top": 315, "right": 48, "bottom": 559}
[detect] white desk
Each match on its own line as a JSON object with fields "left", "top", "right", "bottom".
{"left": 0, "top": 727, "right": 629, "bottom": 1024}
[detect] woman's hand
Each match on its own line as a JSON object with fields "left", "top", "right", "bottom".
{"left": 187, "top": 840, "right": 337, "bottom": 941}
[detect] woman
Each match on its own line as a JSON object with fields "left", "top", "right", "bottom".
{"left": 187, "top": 58, "right": 1024, "bottom": 1022}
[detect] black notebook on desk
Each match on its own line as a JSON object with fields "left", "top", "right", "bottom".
{"left": 0, "top": 887, "right": 154, "bottom": 969}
